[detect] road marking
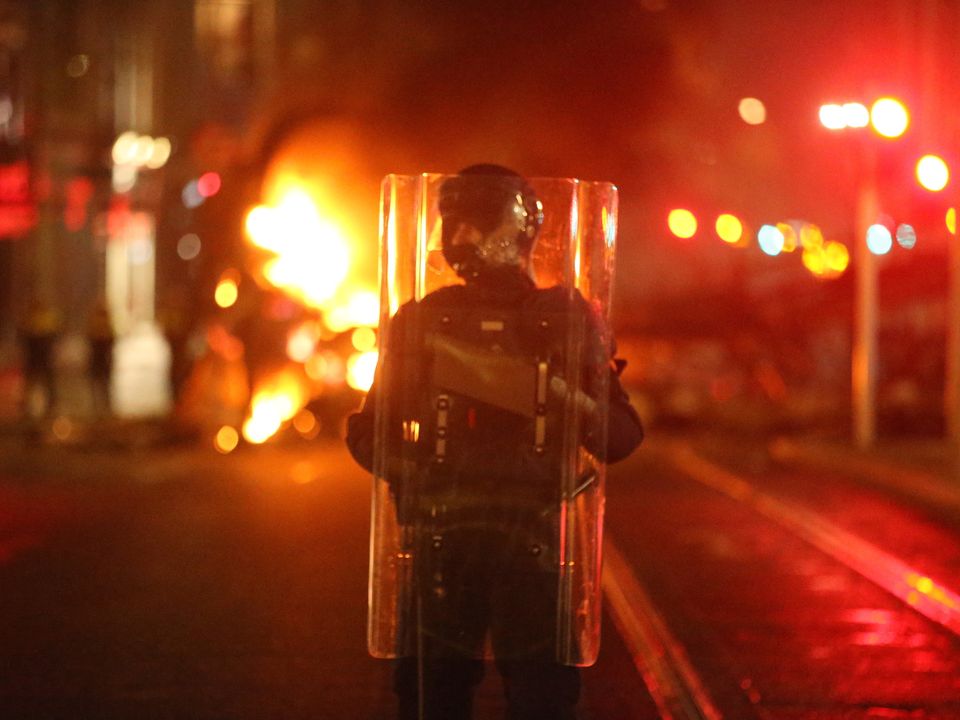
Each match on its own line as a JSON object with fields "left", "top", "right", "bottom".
{"left": 602, "top": 535, "right": 724, "bottom": 720}
{"left": 665, "top": 442, "right": 960, "bottom": 638}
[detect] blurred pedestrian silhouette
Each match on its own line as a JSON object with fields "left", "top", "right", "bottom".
{"left": 86, "top": 298, "right": 114, "bottom": 417}
{"left": 158, "top": 294, "right": 193, "bottom": 404}
{"left": 19, "top": 300, "right": 62, "bottom": 418}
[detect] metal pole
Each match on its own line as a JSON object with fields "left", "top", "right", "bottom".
{"left": 853, "top": 168, "right": 879, "bottom": 449}
{"left": 946, "top": 217, "right": 960, "bottom": 452}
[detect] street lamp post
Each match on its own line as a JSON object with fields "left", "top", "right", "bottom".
{"left": 947, "top": 208, "right": 960, "bottom": 456}
{"left": 853, "top": 162, "right": 880, "bottom": 448}
{"left": 820, "top": 98, "right": 910, "bottom": 448}
{"left": 914, "top": 155, "right": 958, "bottom": 459}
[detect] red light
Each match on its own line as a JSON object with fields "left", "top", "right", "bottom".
{"left": 197, "top": 172, "right": 222, "bottom": 198}
{"left": 64, "top": 176, "right": 94, "bottom": 232}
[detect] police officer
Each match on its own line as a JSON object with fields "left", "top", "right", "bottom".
{"left": 347, "top": 165, "right": 642, "bottom": 719}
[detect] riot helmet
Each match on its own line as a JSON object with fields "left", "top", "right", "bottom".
{"left": 438, "top": 165, "right": 544, "bottom": 281}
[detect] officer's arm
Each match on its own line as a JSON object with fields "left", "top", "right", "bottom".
{"left": 344, "top": 304, "right": 410, "bottom": 474}
{"left": 345, "top": 385, "right": 376, "bottom": 473}
{"left": 579, "top": 298, "right": 643, "bottom": 463}
{"left": 604, "top": 361, "right": 644, "bottom": 463}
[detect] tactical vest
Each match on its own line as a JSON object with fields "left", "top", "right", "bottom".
{"left": 393, "top": 292, "right": 584, "bottom": 512}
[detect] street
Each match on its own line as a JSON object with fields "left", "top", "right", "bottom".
{"left": 0, "top": 432, "right": 657, "bottom": 719}
{"left": 0, "top": 438, "right": 390, "bottom": 718}
{"left": 2, "top": 429, "right": 959, "bottom": 718}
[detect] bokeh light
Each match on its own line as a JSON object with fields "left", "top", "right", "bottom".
{"left": 825, "top": 241, "right": 850, "bottom": 273}
{"left": 197, "top": 171, "right": 222, "bottom": 198}
{"left": 668, "top": 208, "right": 697, "bottom": 239}
{"left": 841, "top": 102, "right": 869, "bottom": 128}
{"left": 802, "top": 247, "right": 826, "bottom": 276}
{"left": 803, "top": 240, "right": 849, "bottom": 279}
{"left": 66, "top": 54, "right": 90, "bottom": 78}
{"left": 947, "top": 207, "right": 956, "bottom": 235}
{"left": 112, "top": 132, "right": 139, "bottom": 165}
{"left": 286, "top": 322, "right": 318, "bottom": 363}
{"left": 819, "top": 104, "right": 845, "bottom": 130}
{"left": 896, "top": 224, "right": 916, "bottom": 249}
{"left": 738, "top": 98, "right": 766, "bottom": 125}
{"left": 776, "top": 222, "right": 798, "bottom": 252}
{"left": 112, "top": 131, "right": 172, "bottom": 169}
{"left": 351, "top": 326, "right": 377, "bottom": 352}
{"left": 757, "top": 224, "right": 785, "bottom": 256}
{"left": 132, "top": 136, "right": 154, "bottom": 166}
{"left": 51, "top": 416, "right": 74, "bottom": 441}
{"left": 799, "top": 223, "right": 824, "bottom": 250}
{"left": 215, "top": 271, "right": 240, "bottom": 308}
{"left": 182, "top": 179, "right": 205, "bottom": 208}
{"left": 870, "top": 98, "right": 909, "bottom": 138}
{"left": 916, "top": 154, "right": 949, "bottom": 192}
{"left": 292, "top": 409, "right": 320, "bottom": 439}
{"left": 346, "top": 350, "right": 378, "bottom": 392}
{"left": 866, "top": 224, "right": 893, "bottom": 255}
{"left": 214, "top": 426, "right": 239, "bottom": 454}
{"left": 145, "top": 137, "right": 172, "bottom": 169}
{"left": 177, "top": 233, "right": 201, "bottom": 260}
{"left": 715, "top": 213, "right": 743, "bottom": 244}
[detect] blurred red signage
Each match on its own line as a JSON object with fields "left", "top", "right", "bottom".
{"left": 0, "top": 160, "right": 36, "bottom": 239}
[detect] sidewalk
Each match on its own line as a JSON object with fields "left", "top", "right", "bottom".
{"left": 1, "top": 330, "right": 189, "bottom": 452}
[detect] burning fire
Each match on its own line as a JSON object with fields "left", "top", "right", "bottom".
{"left": 242, "top": 366, "right": 310, "bottom": 444}
{"left": 238, "top": 177, "right": 381, "bottom": 443}
{"left": 245, "top": 189, "right": 351, "bottom": 307}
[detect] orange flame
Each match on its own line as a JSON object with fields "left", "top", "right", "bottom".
{"left": 241, "top": 367, "right": 310, "bottom": 444}
{"left": 243, "top": 181, "right": 380, "bottom": 331}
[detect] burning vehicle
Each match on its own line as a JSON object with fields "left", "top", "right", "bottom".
{"left": 178, "top": 125, "right": 382, "bottom": 452}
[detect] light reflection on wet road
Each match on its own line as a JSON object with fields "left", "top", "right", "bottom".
{"left": 603, "top": 437, "right": 960, "bottom": 719}
{"left": 3, "top": 433, "right": 960, "bottom": 718}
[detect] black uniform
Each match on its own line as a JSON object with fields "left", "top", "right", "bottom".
{"left": 346, "top": 269, "right": 643, "bottom": 720}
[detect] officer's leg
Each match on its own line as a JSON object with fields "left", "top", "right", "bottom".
{"left": 490, "top": 523, "right": 581, "bottom": 719}
{"left": 395, "top": 528, "right": 489, "bottom": 719}
{"left": 394, "top": 655, "right": 484, "bottom": 720}
{"left": 496, "top": 658, "right": 581, "bottom": 720}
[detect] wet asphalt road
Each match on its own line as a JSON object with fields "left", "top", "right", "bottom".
{"left": 2, "top": 431, "right": 960, "bottom": 718}
{"left": 0, "top": 435, "right": 653, "bottom": 719}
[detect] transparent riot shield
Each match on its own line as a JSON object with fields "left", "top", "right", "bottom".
{"left": 369, "top": 172, "right": 617, "bottom": 667}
